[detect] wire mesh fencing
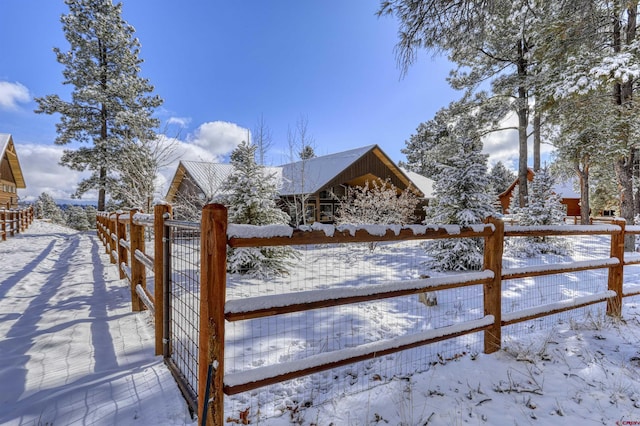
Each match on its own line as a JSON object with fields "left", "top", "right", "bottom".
{"left": 224, "top": 237, "right": 489, "bottom": 421}
{"left": 164, "top": 219, "right": 201, "bottom": 413}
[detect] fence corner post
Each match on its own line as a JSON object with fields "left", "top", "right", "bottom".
{"left": 483, "top": 216, "right": 504, "bottom": 354}
{"left": 199, "top": 203, "right": 227, "bottom": 426}
{"left": 130, "top": 208, "right": 145, "bottom": 312}
{"left": 154, "top": 203, "right": 171, "bottom": 356}
{"left": 607, "top": 219, "right": 625, "bottom": 317}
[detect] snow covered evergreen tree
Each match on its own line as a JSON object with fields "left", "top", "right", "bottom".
{"left": 409, "top": 101, "right": 496, "bottom": 271}
{"left": 66, "top": 205, "right": 91, "bottom": 231}
{"left": 489, "top": 161, "right": 516, "bottom": 196}
{"left": 424, "top": 137, "right": 495, "bottom": 271}
{"left": 508, "top": 167, "right": 570, "bottom": 257}
{"left": 223, "top": 141, "right": 295, "bottom": 277}
{"left": 84, "top": 205, "right": 97, "bottom": 229}
{"left": 35, "top": 192, "right": 65, "bottom": 224}
{"left": 34, "top": 0, "right": 163, "bottom": 211}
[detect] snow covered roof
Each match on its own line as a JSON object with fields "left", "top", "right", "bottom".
{"left": 165, "top": 160, "right": 282, "bottom": 202}
{"left": 166, "top": 145, "right": 423, "bottom": 202}
{"left": 0, "top": 133, "right": 26, "bottom": 189}
{"left": 553, "top": 178, "right": 580, "bottom": 199}
{"left": 279, "top": 145, "right": 376, "bottom": 196}
{"left": 401, "top": 169, "right": 434, "bottom": 199}
{"left": 181, "top": 161, "right": 235, "bottom": 196}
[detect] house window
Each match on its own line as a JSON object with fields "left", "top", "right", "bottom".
{"left": 319, "top": 189, "right": 333, "bottom": 200}
{"left": 319, "top": 204, "right": 333, "bottom": 222}
{"left": 305, "top": 204, "right": 316, "bottom": 224}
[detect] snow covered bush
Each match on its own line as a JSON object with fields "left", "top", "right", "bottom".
{"left": 223, "top": 141, "right": 296, "bottom": 277}
{"left": 334, "top": 177, "right": 419, "bottom": 251}
{"left": 507, "top": 168, "right": 571, "bottom": 257}
{"left": 65, "top": 205, "right": 91, "bottom": 231}
{"left": 34, "top": 192, "right": 65, "bottom": 224}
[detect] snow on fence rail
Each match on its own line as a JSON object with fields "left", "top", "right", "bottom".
{"left": 97, "top": 204, "right": 640, "bottom": 426}
{"left": 0, "top": 206, "right": 34, "bottom": 241}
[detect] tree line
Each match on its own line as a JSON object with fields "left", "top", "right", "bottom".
{"left": 381, "top": 0, "right": 639, "bottom": 238}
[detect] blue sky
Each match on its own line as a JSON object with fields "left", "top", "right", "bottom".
{"left": 0, "top": 1, "right": 530, "bottom": 203}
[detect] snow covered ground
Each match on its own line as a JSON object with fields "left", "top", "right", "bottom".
{"left": 2, "top": 220, "right": 640, "bottom": 425}
{"left": 0, "top": 221, "right": 194, "bottom": 425}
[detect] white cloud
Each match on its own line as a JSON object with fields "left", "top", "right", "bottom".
{"left": 482, "top": 113, "right": 556, "bottom": 172}
{"left": 15, "top": 144, "right": 95, "bottom": 203}
{"left": 167, "top": 116, "right": 191, "bottom": 128}
{"left": 15, "top": 121, "right": 249, "bottom": 204}
{"left": 190, "top": 121, "right": 249, "bottom": 155}
{"left": 0, "top": 81, "right": 30, "bottom": 110}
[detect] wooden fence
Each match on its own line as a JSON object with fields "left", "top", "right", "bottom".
{"left": 96, "top": 204, "right": 171, "bottom": 355}
{"left": 97, "top": 203, "right": 640, "bottom": 426}
{"left": 0, "top": 206, "right": 34, "bottom": 241}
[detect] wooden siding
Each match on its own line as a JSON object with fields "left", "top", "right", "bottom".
{"left": 0, "top": 152, "right": 18, "bottom": 208}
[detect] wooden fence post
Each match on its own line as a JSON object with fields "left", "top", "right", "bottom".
{"left": 10, "top": 211, "right": 16, "bottom": 237}
{"left": 199, "top": 203, "right": 227, "bottom": 426}
{"left": 1, "top": 210, "right": 5, "bottom": 241}
{"left": 483, "top": 216, "right": 504, "bottom": 354}
{"left": 130, "top": 208, "right": 145, "bottom": 312}
{"left": 116, "top": 211, "right": 127, "bottom": 279}
{"left": 154, "top": 203, "right": 171, "bottom": 355}
{"left": 108, "top": 213, "right": 116, "bottom": 259}
{"left": 607, "top": 219, "right": 625, "bottom": 317}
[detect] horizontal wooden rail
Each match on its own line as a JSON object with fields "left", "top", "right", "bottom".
{"left": 502, "top": 258, "right": 619, "bottom": 280}
{"left": 136, "top": 284, "right": 155, "bottom": 314}
{"left": 228, "top": 224, "right": 494, "bottom": 248}
{"left": 501, "top": 291, "right": 616, "bottom": 326}
{"left": 225, "top": 271, "right": 493, "bottom": 321}
{"left": 223, "top": 316, "right": 494, "bottom": 395}
{"left": 504, "top": 224, "right": 620, "bottom": 237}
{"left": 135, "top": 249, "right": 154, "bottom": 270}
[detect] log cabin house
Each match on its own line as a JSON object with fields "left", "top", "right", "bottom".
{"left": 0, "top": 134, "right": 26, "bottom": 209}
{"left": 497, "top": 168, "right": 581, "bottom": 217}
{"left": 165, "top": 144, "right": 434, "bottom": 223}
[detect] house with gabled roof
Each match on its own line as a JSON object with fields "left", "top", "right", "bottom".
{"left": 498, "top": 168, "right": 581, "bottom": 217}
{"left": 0, "top": 134, "right": 26, "bottom": 209}
{"left": 165, "top": 144, "right": 433, "bottom": 223}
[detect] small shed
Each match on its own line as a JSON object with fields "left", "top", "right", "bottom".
{"left": 0, "top": 134, "right": 26, "bottom": 209}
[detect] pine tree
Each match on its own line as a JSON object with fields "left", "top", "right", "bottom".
{"left": 409, "top": 101, "right": 496, "bottom": 271}
{"left": 84, "top": 205, "right": 98, "bottom": 229}
{"left": 424, "top": 136, "right": 496, "bottom": 271}
{"left": 508, "top": 168, "right": 569, "bottom": 257}
{"left": 223, "top": 141, "right": 295, "bottom": 277}
{"left": 66, "top": 205, "right": 91, "bottom": 231}
{"left": 34, "top": 0, "right": 163, "bottom": 211}
{"left": 489, "top": 161, "right": 516, "bottom": 196}
{"left": 35, "top": 192, "right": 65, "bottom": 224}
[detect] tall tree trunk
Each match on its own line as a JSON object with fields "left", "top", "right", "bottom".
{"left": 98, "top": 167, "right": 106, "bottom": 211}
{"left": 533, "top": 111, "right": 541, "bottom": 172}
{"left": 517, "top": 40, "right": 529, "bottom": 208}
{"left": 576, "top": 162, "right": 590, "bottom": 225}
{"left": 612, "top": 3, "right": 637, "bottom": 250}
